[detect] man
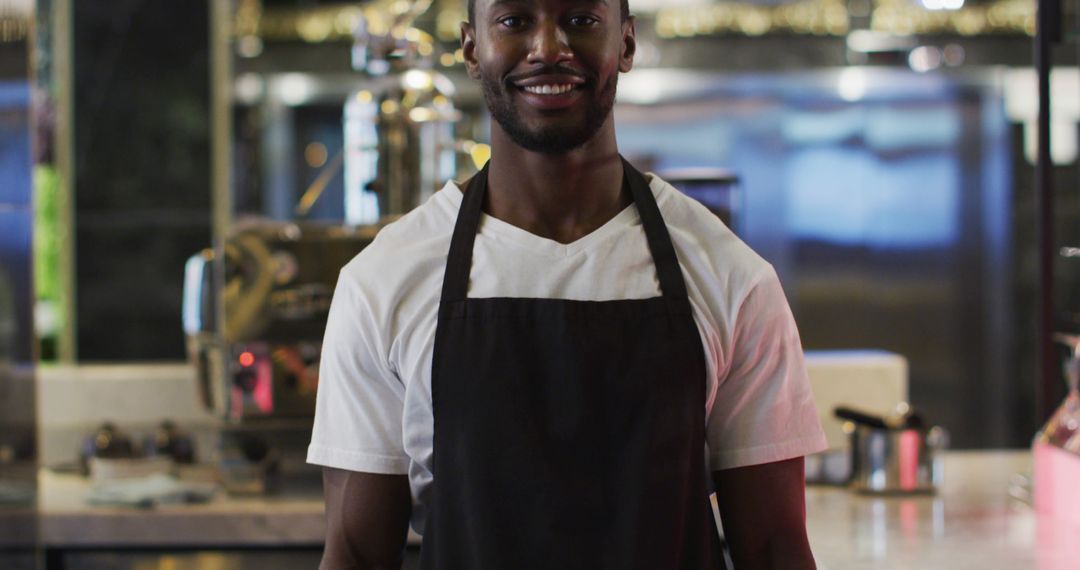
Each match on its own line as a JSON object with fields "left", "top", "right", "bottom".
{"left": 308, "top": 0, "right": 827, "bottom": 568}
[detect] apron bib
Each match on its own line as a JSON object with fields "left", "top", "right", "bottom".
{"left": 421, "top": 159, "right": 724, "bottom": 569}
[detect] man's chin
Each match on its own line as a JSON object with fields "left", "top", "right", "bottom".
{"left": 499, "top": 112, "right": 610, "bottom": 154}
{"left": 505, "top": 127, "right": 596, "bottom": 155}
{"left": 486, "top": 89, "right": 615, "bottom": 154}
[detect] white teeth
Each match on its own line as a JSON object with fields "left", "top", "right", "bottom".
{"left": 523, "top": 84, "right": 574, "bottom": 95}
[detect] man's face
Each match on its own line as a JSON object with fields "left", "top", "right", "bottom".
{"left": 463, "top": 0, "right": 636, "bottom": 155}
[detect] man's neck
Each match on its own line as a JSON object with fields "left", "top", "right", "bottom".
{"left": 482, "top": 121, "right": 631, "bottom": 245}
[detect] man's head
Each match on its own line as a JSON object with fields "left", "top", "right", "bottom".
{"left": 462, "top": 0, "right": 636, "bottom": 155}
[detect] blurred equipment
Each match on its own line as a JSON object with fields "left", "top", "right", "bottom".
{"left": 197, "top": 0, "right": 453, "bottom": 422}
{"left": 1033, "top": 334, "right": 1080, "bottom": 527}
{"left": 79, "top": 422, "right": 136, "bottom": 474}
{"left": 184, "top": 222, "right": 378, "bottom": 422}
{"left": 342, "top": 68, "right": 459, "bottom": 224}
{"left": 78, "top": 421, "right": 175, "bottom": 484}
{"left": 1060, "top": 247, "right": 1080, "bottom": 334}
{"left": 837, "top": 404, "right": 948, "bottom": 495}
{"left": 143, "top": 420, "right": 196, "bottom": 465}
{"left": 806, "top": 351, "right": 909, "bottom": 450}
{"left": 341, "top": 0, "right": 460, "bottom": 224}
{"left": 183, "top": 222, "right": 378, "bottom": 493}
{"left": 803, "top": 351, "right": 908, "bottom": 485}
{"left": 194, "top": 0, "right": 464, "bottom": 493}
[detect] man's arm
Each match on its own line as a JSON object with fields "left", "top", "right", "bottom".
{"left": 321, "top": 467, "right": 412, "bottom": 570}
{"left": 712, "top": 456, "right": 816, "bottom": 570}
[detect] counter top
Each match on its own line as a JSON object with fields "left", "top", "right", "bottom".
{"left": 38, "top": 470, "right": 329, "bottom": 548}
{"left": 37, "top": 451, "right": 1080, "bottom": 568}
{"left": 38, "top": 468, "right": 425, "bottom": 549}
{"left": 806, "top": 451, "right": 1079, "bottom": 570}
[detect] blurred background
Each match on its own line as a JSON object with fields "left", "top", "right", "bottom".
{"left": 1, "top": 0, "right": 1080, "bottom": 568}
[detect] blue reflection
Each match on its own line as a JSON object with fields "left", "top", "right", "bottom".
{"left": 0, "top": 78, "right": 33, "bottom": 364}
{"left": 785, "top": 148, "right": 960, "bottom": 248}
{"left": 617, "top": 89, "right": 967, "bottom": 251}
{"left": 0, "top": 81, "right": 32, "bottom": 207}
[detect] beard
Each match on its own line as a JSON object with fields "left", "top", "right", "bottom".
{"left": 480, "top": 68, "right": 618, "bottom": 155}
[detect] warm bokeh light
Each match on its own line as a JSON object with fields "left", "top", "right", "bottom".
{"left": 304, "top": 142, "right": 329, "bottom": 168}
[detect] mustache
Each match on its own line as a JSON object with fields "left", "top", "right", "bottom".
{"left": 505, "top": 65, "right": 591, "bottom": 85}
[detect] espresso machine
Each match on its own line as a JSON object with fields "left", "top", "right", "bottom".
{"left": 183, "top": 0, "right": 463, "bottom": 493}
{"left": 183, "top": 223, "right": 382, "bottom": 424}
{"left": 183, "top": 222, "right": 380, "bottom": 492}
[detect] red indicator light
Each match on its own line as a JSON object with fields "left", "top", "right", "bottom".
{"left": 239, "top": 351, "right": 255, "bottom": 367}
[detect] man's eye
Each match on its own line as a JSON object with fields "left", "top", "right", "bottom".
{"left": 568, "top": 15, "right": 599, "bottom": 27}
{"left": 498, "top": 16, "right": 525, "bottom": 29}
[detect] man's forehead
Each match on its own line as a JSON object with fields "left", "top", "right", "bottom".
{"left": 478, "top": 0, "right": 612, "bottom": 14}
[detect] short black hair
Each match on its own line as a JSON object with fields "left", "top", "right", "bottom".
{"left": 467, "top": 0, "right": 632, "bottom": 24}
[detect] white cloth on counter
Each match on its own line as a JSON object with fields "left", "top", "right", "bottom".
{"left": 85, "top": 474, "right": 216, "bottom": 508}
{"left": 307, "top": 174, "right": 827, "bottom": 530}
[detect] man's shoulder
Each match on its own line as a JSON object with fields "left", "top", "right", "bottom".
{"left": 649, "top": 173, "right": 736, "bottom": 239}
{"left": 650, "top": 174, "right": 773, "bottom": 288}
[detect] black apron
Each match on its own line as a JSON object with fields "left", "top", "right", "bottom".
{"left": 421, "top": 158, "right": 725, "bottom": 569}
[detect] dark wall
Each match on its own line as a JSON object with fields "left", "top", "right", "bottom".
{"left": 73, "top": 0, "right": 211, "bottom": 360}
{"left": 1011, "top": 122, "right": 1080, "bottom": 435}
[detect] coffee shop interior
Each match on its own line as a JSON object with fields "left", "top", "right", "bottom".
{"left": 2, "top": 0, "right": 1080, "bottom": 568}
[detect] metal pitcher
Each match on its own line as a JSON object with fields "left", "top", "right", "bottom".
{"left": 837, "top": 405, "right": 949, "bottom": 494}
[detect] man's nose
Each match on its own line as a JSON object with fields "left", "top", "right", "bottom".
{"left": 527, "top": 21, "right": 572, "bottom": 65}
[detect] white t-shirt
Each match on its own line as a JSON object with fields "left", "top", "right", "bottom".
{"left": 308, "top": 174, "right": 827, "bottom": 531}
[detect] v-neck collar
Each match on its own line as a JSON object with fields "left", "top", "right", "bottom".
{"left": 439, "top": 159, "right": 691, "bottom": 306}
{"left": 443, "top": 184, "right": 643, "bottom": 259}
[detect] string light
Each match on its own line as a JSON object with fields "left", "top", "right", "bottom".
{"left": 871, "top": 0, "right": 1034, "bottom": 36}
{"left": 653, "top": 0, "right": 1034, "bottom": 39}
{"left": 237, "top": 0, "right": 1038, "bottom": 44}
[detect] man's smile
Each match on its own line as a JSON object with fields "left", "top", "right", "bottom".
{"left": 513, "top": 73, "right": 585, "bottom": 92}
{"left": 521, "top": 84, "right": 575, "bottom": 95}
{"left": 480, "top": 59, "right": 616, "bottom": 151}
{"left": 510, "top": 73, "right": 588, "bottom": 109}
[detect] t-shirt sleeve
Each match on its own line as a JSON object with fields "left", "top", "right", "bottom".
{"left": 307, "top": 267, "right": 410, "bottom": 474}
{"left": 706, "top": 268, "right": 827, "bottom": 471}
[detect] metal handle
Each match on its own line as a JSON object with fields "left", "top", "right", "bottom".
{"left": 182, "top": 249, "right": 216, "bottom": 334}
{"left": 834, "top": 406, "right": 889, "bottom": 429}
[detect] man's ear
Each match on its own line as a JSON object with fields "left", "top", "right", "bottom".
{"left": 461, "top": 22, "right": 480, "bottom": 80}
{"left": 619, "top": 15, "right": 636, "bottom": 73}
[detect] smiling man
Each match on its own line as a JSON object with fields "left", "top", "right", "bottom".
{"left": 309, "top": 1, "right": 827, "bottom": 569}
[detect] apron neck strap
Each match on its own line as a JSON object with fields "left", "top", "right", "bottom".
{"left": 441, "top": 157, "right": 691, "bottom": 304}
{"left": 441, "top": 162, "right": 489, "bottom": 303}
{"left": 621, "top": 157, "right": 691, "bottom": 304}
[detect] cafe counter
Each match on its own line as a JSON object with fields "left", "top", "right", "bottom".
{"left": 35, "top": 451, "right": 1080, "bottom": 569}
